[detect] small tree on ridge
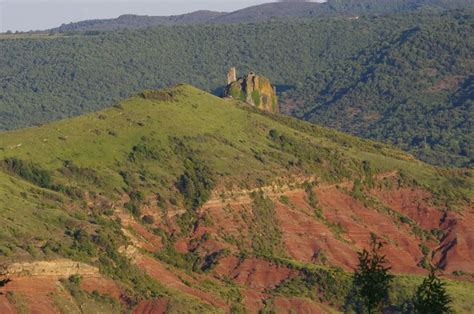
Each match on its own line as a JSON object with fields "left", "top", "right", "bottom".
{"left": 353, "top": 234, "right": 394, "bottom": 313}
{"left": 414, "top": 266, "right": 452, "bottom": 314}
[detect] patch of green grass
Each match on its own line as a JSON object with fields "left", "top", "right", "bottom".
{"left": 6, "top": 292, "right": 29, "bottom": 314}
{"left": 60, "top": 276, "right": 123, "bottom": 314}
{"left": 357, "top": 152, "right": 473, "bottom": 209}
{"left": 266, "top": 255, "right": 474, "bottom": 313}
{"left": 387, "top": 275, "right": 474, "bottom": 313}
{"left": 154, "top": 245, "right": 200, "bottom": 272}
{"left": 246, "top": 192, "right": 285, "bottom": 257}
{"left": 198, "top": 278, "right": 243, "bottom": 306}
{"left": 251, "top": 90, "right": 261, "bottom": 106}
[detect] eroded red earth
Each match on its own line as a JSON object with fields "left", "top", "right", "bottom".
{"left": 2, "top": 174, "right": 472, "bottom": 313}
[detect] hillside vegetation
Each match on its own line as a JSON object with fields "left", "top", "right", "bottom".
{"left": 282, "top": 10, "right": 474, "bottom": 167}
{"left": 0, "top": 10, "right": 472, "bottom": 168}
{"left": 49, "top": 0, "right": 474, "bottom": 32}
{"left": 0, "top": 85, "right": 473, "bottom": 312}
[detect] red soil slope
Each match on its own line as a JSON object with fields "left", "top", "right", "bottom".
{"left": 134, "top": 298, "right": 169, "bottom": 314}
{"left": 2, "top": 174, "right": 472, "bottom": 313}
{"left": 0, "top": 277, "right": 63, "bottom": 314}
{"left": 0, "top": 295, "right": 16, "bottom": 314}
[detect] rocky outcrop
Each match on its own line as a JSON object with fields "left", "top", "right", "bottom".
{"left": 0, "top": 259, "right": 99, "bottom": 277}
{"left": 224, "top": 68, "right": 278, "bottom": 113}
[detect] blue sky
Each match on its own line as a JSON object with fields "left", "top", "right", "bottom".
{"left": 0, "top": 0, "right": 303, "bottom": 32}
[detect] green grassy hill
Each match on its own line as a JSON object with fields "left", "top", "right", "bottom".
{"left": 1, "top": 84, "right": 469, "bottom": 213}
{"left": 0, "top": 85, "right": 472, "bottom": 312}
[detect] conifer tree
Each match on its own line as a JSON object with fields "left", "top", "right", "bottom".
{"left": 414, "top": 267, "right": 452, "bottom": 314}
{"left": 353, "top": 234, "right": 394, "bottom": 313}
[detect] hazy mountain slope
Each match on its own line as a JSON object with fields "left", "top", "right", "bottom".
{"left": 48, "top": 0, "right": 474, "bottom": 33}
{"left": 212, "top": 0, "right": 474, "bottom": 23}
{"left": 0, "top": 85, "right": 473, "bottom": 312}
{"left": 53, "top": 10, "right": 226, "bottom": 33}
{"left": 1, "top": 10, "right": 472, "bottom": 167}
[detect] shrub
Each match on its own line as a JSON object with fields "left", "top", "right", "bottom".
{"left": 420, "top": 243, "right": 430, "bottom": 256}
{"left": 60, "top": 160, "right": 103, "bottom": 186}
{"left": 400, "top": 215, "right": 411, "bottom": 224}
{"left": 142, "top": 215, "right": 155, "bottom": 225}
{"left": 140, "top": 90, "right": 175, "bottom": 101}
{"left": 2, "top": 158, "right": 52, "bottom": 188}
{"left": 305, "top": 184, "right": 319, "bottom": 209}
{"left": 169, "top": 197, "right": 178, "bottom": 206}
{"left": 68, "top": 274, "right": 82, "bottom": 285}
{"left": 129, "top": 190, "right": 144, "bottom": 202}
{"left": 154, "top": 245, "right": 199, "bottom": 271}
{"left": 177, "top": 157, "right": 214, "bottom": 209}
{"left": 249, "top": 192, "right": 284, "bottom": 256}
{"left": 414, "top": 268, "right": 452, "bottom": 314}
{"left": 124, "top": 202, "right": 141, "bottom": 217}
{"left": 128, "top": 141, "right": 159, "bottom": 162}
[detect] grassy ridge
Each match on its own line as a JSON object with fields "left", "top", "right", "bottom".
{"left": 0, "top": 85, "right": 472, "bottom": 311}
{"left": 0, "top": 85, "right": 471, "bottom": 249}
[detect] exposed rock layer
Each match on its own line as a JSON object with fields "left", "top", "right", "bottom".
{"left": 0, "top": 259, "right": 99, "bottom": 277}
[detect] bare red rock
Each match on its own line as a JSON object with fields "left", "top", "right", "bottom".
{"left": 0, "top": 295, "right": 16, "bottom": 314}
{"left": 214, "top": 256, "right": 297, "bottom": 291}
{"left": 273, "top": 297, "right": 328, "bottom": 313}
{"left": 134, "top": 298, "right": 169, "bottom": 314}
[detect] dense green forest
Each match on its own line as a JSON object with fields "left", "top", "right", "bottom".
{"left": 281, "top": 10, "right": 474, "bottom": 167}
{"left": 211, "top": 0, "right": 474, "bottom": 24}
{"left": 0, "top": 10, "right": 472, "bottom": 167}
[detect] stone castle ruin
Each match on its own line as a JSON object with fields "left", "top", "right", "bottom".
{"left": 223, "top": 68, "right": 278, "bottom": 113}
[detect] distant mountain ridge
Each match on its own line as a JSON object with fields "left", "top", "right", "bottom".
{"left": 52, "top": 10, "right": 226, "bottom": 33}
{"left": 50, "top": 0, "right": 474, "bottom": 32}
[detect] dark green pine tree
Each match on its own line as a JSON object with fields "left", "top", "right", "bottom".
{"left": 353, "top": 234, "right": 394, "bottom": 313}
{"left": 414, "top": 267, "right": 452, "bottom": 314}
{"left": 0, "top": 278, "right": 11, "bottom": 287}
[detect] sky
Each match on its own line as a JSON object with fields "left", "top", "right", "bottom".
{"left": 0, "top": 0, "right": 307, "bottom": 32}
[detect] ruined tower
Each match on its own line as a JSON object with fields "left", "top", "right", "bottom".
{"left": 223, "top": 68, "right": 278, "bottom": 113}
{"left": 227, "top": 67, "right": 237, "bottom": 85}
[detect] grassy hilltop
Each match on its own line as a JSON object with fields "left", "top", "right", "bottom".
{"left": 0, "top": 85, "right": 472, "bottom": 312}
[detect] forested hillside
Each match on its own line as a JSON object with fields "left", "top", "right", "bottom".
{"left": 50, "top": 0, "right": 474, "bottom": 32}
{"left": 0, "top": 10, "right": 472, "bottom": 166}
{"left": 280, "top": 10, "right": 474, "bottom": 167}
{"left": 52, "top": 11, "right": 226, "bottom": 33}
{"left": 211, "top": 0, "right": 474, "bottom": 24}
